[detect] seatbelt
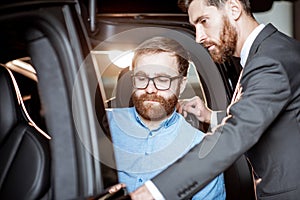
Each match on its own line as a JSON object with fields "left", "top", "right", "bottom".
{"left": 0, "top": 63, "right": 51, "bottom": 140}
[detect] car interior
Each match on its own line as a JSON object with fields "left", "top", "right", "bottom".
{"left": 91, "top": 23, "right": 256, "bottom": 199}
{"left": 0, "top": 0, "right": 299, "bottom": 199}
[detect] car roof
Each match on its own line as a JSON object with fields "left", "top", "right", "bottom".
{"left": 96, "top": 0, "right": 183, "bottom": 13}
{"left": 0, "top": 0, "right": 289, "bottom": 14}
{"left": 94, "top": 0, "right": 280, "bottom": 14}
{"left": 0, "top": 0, "right": 77, "bottom": 9}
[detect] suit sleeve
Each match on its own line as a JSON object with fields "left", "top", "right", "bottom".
{"left": 151, "top": 57, "right": 291, "bottom": 199}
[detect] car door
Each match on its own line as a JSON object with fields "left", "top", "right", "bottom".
{"left": 0, "top": 1, "right": 119, "bottom": 199}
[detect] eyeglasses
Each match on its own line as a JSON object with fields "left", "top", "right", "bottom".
{"left": 132, "top": 74, "right": 183, "bottom": 91}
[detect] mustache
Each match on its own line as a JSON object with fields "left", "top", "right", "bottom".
{"left": 140, "top": 94, "right": 162, "bottom": 101}
{"left": 202, "top": 41, "right": 217, "bottom": 49}
{"left": 137, "top": 94, "right": 165, "bottom": 102}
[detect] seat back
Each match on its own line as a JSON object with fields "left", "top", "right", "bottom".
{"left": 0, "top": 66, "right": 51, "bottom": 199}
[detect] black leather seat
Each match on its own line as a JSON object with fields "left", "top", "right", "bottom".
{"left": 107, "top": 67, "right": 133, "bottom": 108}
{"left": 0, "top": 67, "right": 51, "bottom": 199}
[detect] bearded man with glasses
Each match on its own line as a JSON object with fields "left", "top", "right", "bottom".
{"left": 106, "top": 36, "right": 226, "bottom": 199}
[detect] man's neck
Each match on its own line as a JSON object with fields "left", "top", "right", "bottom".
{"left": 235, "top": 17, "right": 259, "bottom": 57}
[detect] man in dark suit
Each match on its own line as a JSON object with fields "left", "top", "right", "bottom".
{"left": 130, "top": 0, "right": 300, "bottom": 199}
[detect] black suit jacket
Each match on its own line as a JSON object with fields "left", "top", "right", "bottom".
{"left": 152, "top": 24, "right": 300, "bottom": 199}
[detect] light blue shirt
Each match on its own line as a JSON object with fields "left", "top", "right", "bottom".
{"left": 106, "top": 107, "right": 226, "bottom": 199}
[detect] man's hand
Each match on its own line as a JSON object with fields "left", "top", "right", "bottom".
{"left": 130, "top": 185, "right": 154, "bottom": 200}
{"left": 108, "top": 183, "right": 126, "bottom": 194}
{"left": 177, "top": 96, "right": 212, "bottom": 124}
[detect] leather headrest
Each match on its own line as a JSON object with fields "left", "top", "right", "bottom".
{"left": 115, "top": 67, "right": 133, "bottom": 108}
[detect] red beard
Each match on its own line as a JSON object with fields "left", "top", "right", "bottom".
{"left": 204, "top": 15, "right": 237, "bottom": 64}
{"left": 132, "top": 93, "right": 178, "bottom": 121}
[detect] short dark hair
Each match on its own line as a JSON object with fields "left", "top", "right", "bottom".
{"left": 178, "top": 0, "right": 253, "bottom": 17}
{"left": 132, "top": 36, "right": 190, "bottom": 77}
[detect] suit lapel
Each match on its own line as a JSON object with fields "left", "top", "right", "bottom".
{"left": 223, "top": 24, "right": 278, "bottom": 123}
{"left": 245, "top": 23, "right": 278, "bottom": 66}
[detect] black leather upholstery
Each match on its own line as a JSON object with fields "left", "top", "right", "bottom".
{"left": 108, "top": 67, "right": 133, "bottom": 108}
{"left": 0, "top": 67, "right": 51, "bottom": 199}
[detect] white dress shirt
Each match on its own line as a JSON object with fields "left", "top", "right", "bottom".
{"left": 240, "top": 24, "right": 265, "bottom": 67}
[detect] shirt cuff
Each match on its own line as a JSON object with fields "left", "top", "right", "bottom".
{"left": 210, "top": 111, "right": 218, "bottom": 128}
{"left": 145, "top": 180, "right": 166, "bottom": 200}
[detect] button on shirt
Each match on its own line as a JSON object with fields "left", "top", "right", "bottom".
{"left": 106, "top": 107, "right": 226, "bottom": 199}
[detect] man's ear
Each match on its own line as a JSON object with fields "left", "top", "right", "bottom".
{"left": 179, "top": 77, "right": 187, "bottom": 95}
{"left": 227, "top": 0, "right": 242, "bottom": 21}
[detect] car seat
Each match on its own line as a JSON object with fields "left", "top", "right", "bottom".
{"left": 0, "top": 66, "right": 51, "bottom": 199}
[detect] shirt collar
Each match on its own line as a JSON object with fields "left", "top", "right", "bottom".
{"left": 240, "top": 24, "right": 265, "bottom": 67}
